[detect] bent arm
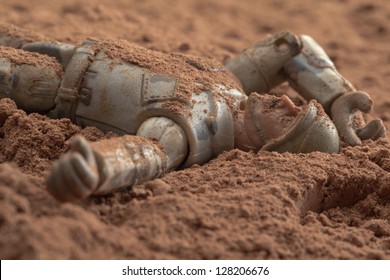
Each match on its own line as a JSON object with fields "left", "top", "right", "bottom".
{"left": 283, "top": 35, "right": 353, "bottom": 113}
{"left": 283, "top": 35, "right": 386, "bottom": 145}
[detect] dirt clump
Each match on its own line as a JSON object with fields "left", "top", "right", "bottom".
{"left": 0, "top": 0, "right": 390, "bottom": 259}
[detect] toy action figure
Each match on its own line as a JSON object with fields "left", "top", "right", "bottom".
{"left": 0, "top": 24, "right": 385, "bottom": 202}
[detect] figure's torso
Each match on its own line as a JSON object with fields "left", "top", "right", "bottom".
{"left": 58, "top": 40, "right": 247, "bottom": 165}
{"left": 75, "top": 51, "right": 158, "bottom": 135}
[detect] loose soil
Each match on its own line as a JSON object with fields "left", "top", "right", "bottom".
{"left": 1, "top": 0, "right": 390, "bottom": 259}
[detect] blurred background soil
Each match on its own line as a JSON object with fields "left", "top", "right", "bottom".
{"left": 0, "top": 0, "right": 390, "bottom": 259}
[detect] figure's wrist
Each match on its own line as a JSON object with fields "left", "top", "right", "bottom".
{"left": 284, "top": 35, "right": 355, "bottom": 113}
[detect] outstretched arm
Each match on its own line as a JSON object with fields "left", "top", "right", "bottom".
{"left": 47, "top": 117, "right": 188, "bottom": 202}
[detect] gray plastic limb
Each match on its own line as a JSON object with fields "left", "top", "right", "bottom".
{"left": 0, "top": 55, "right": 62, "bottom": 113}
{"left": 23, "top": 42, "right": 76, "bottom": 70}
{"left": 0, "top": 24, "right": 76, "bottom": 69}
{"left": 284, "top": 35, "right": 355, "bottom": 113}
{"left": 330, "top": 91, "right": 386, "bottom": 145}
{"left": 226, "top": 31, "right": 302, "bottom": 94}
{"left": 91, "top": 134, "right": 169, "bottom": 195}
{"left": 47, "top": 135, "right": 99, "bottom": 202}
{"left": 47, "top": 117, "right": 186, "bottom": 201}
{"left": 136, "top": 117, "right": 188, "bottom": 170}
{"left": 47, "top": 134, "right": 169, "bottom": 201}
{"left": 284, "top": 35, "right": 386, "bottom": 145}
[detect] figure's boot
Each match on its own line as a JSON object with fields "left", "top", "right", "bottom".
{"left": 225, "top": 31, "right": 302, "bottom": 95}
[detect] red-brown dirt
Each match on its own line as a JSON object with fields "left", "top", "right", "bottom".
{"left": 1, "top": 0, "right": 390, "bottom": 259}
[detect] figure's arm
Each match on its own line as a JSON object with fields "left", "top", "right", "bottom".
{"left": 22, "top": 42, "right": 76, "bottom": 70}
{"left": 283, "top": 35, "right": 385, "bottom": 145}
{"left": 226, "top": 31, "right": 302, "bottom": 94}
{"left": 0, "top": 23, "right": 76, "bottom": 70}
{"left": 226, "top": 32, "right": 386, "bottom": 146}
{"left": 0, "top": 48, "right": 62, "bottom": 113}
{"left": 47, "top": 117, "right": 188, "bottom": 202}
{"left": 0, "top": 23, "right": 46, "bottom": 48}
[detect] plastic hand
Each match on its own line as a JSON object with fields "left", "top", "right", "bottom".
{"left": 330, "top": 91, "right": 386, "bottom": 146}
{"left": 46, "top": 135, "right": 99, "bottom": 202}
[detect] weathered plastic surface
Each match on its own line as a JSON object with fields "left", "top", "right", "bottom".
{"left": 284, "top": 35, "right": 386, "bottom": 145}
{"left": 47, "top": 135, "right": 168, "bottom": 201}
{"left": 47, "top": 135, "right": 100, "bottom": 202}
{"left": 91, "top": 135, "right": 168, "bottom": 195}
{"left": 0, "top": 57, "right": 61, "bottom": 112}
{"left": 137, "top": 116, "right": 188, "bottom": 170}
{"left": 331, "top": 91, "right": 386, "bottom": 145}
{"left": 226, "top": 31, "right": 302, "bottom": 94}
{"left": 243, "top": 94, "right": 340, "bottom": 154}
{"left": 261, "top": 100, "right": 340, "bottom": 153}
{"left": 284, "top": 35, "right": 355, "bottom": 113}
{"left": 1, "top": 26, "right": 387, "bottom": 202}
{"left": 53, "top": 40, "right": 243, "bottom": 168}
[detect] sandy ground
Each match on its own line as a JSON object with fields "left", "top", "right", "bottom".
{"left": 0, "top": 0, "right": 390, "bottom": 259}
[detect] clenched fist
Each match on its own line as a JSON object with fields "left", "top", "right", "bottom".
{"left": 330, "top": 91, "right": 386, "bottom": 146}
{"left": 46, "top": 135, "right": 100, "bottom": 202}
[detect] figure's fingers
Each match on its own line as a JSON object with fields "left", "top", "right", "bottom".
{"left": 46, "top": 158, "right": 76, "bottom": 202}
{"left": 46, "top": 153, "right": 98, "bottom": 202}
{"left": 331, "top": 93, "right": 360, "bottom": 146}
{"left": 356, "top": 118, "right": 386, "bottom": 141}
{"left": 70, "top": 153, "right": 99, "bottom": 191}
{"left": 336, "top": 121, "right": 362, "bottom": 146}
{"left": 70, "top": 135, "right": 97, "bottom": 172}
{"left": 46, "top": 161, "right": 63, "bottom": 201}
{"left": 344, "top": 91, "right": 373, "bottom": 113}
{"left": 330, "top": 91, "right": 378, "bottom": 146}
{"left": 60, "top": 154, "right": 94, "bottom": 200}
{"left": 278, "top": 95, "right": 299, "bottom": 117}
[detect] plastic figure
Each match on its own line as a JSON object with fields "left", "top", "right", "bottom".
{"left": 0, "top": 24, "right": 385, "bottom": 202}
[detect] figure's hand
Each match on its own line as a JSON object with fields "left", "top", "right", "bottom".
{"left": 330, "top": 91, "right": 386, "bottom": 146}
{"left": 46, "top": 135, "right": 99, "bottom": 202}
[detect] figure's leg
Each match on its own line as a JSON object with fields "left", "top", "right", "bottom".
{"left": 225, "top": 31, "right": 302, "bottom": 95}
{"left": 47, "top": 117, "right": 188, "bottom": 202}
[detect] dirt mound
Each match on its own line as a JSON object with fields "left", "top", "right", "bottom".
{"left": 1, "top": 0, "right": 390, "bottom": 259}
